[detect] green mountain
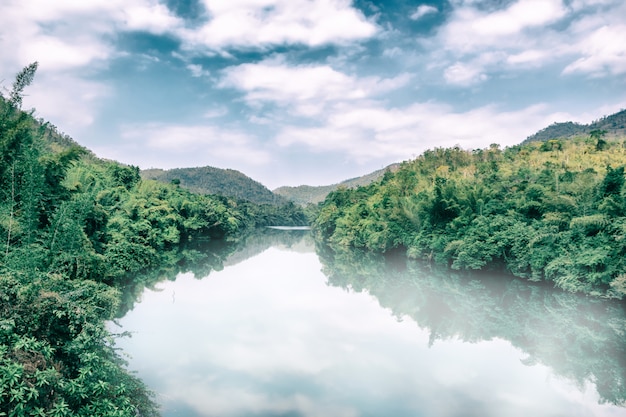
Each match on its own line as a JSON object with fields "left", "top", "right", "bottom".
{"left": 141, "top": 166, "right": 287, "bottom": 205}
{"left": 274, "top": 163, "right": 401, "bottom": 205}
{"left": 1, "top": 63, "right": 311, "bottom": 416}
{"left": 313, "top": 138, "right": 626, "bottom": 299}
{"left": 524, "top": 108, "right": 626, "bottom": 143}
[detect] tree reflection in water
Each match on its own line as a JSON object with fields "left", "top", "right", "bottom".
{"left": 317, "top": 243, "right": 626, "bottom": 406}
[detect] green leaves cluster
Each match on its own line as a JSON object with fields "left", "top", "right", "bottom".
{"left": 314, "top": 140, "right": 626, "bottom": 298}
{"left": 142, "top": 166, "right": 288, "bottom": 205}
{"left": 0, "top": 273, "right": 158, "bottom": 417}
{"left": 1, "top": 64, "right": 295, "bottom": 415}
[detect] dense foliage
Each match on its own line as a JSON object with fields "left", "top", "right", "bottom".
{"left": 314, "top": 138, "right": 626, "bottom": 298}
{"left": 274, "top": 163, "right": 400, "bottom": 206}
{"left": 0, "top": 65, "right": 304, "bottom": 416}
{"left": 524, "top": 109, "right": 626, "bottom": 143}
{"left": 142, "top": 166, "right": 288, "bottom": 206}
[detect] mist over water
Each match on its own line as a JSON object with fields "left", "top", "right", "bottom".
{"left": 115, "top": 230, "right": 626, "bottom": 417}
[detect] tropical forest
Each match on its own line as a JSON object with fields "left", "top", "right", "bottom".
{"left": 314, "top": 135, "right": 626, "bottom": 298}
{"left": 0, "top": 64, "right": 306, "bottom": 416}
{"left": 2, "top": 64, "right": 626, "bottom": 416}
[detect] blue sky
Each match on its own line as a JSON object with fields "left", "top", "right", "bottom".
{"left": 1, "top": 0, "right": 625, "bottom": 189}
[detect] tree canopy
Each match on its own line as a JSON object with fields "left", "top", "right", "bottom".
{"left": 313, "top": 138, "right": 626, "bottom": 298}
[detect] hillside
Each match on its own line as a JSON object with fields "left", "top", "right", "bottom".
{"left": 524, "top": 109, "right": 626, "bottom": 143}
{"left": 142, "top": 166, "right": 287, "bottom": 205}
{"left": 274, "top": 163, "right": 401, "bottom": 205}
{"left": 313, "top": 138, "right": 626, "bottom": 299}
{"left": 0, "top": 64, "right": 311, "bottom": 416}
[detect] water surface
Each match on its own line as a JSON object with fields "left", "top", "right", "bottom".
{"left": 115, "top": 231, "right": 626, "bottom": 417}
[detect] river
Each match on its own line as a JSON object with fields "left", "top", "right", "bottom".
{"left": 114, "top": 229, "right": 626, "bottom": 417}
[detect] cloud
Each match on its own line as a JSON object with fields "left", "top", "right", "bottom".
{"left": 0, "top": 0, "right": 191, "bottom": 141}
{"left": 219, "top": 57, "right": 587, "bottom": 165}
{"left": 428, "top": 0, "right": 568, "bottom": 86}
{"left": 0, "top": 0, "right": 184, "bottom": 73}
{"left": 22, "top": 73, "right": 110, "bottom": 134}
{"left": 220, "top": 57, "right": 412, "bottom": 117}
{"left": 562, "top": 24, "right": 626, "bottom": 76}
{"left": 179, "top": 0, "right": 378, "bottom": 52}
{"left": 444, "top": 62, "right": 488, "bottom": 86}
{"left": 275, "top": 102, "right": 579, "bottom": 163}
{"left": 1, "top": 0, "right": 378, "bottom": 73}
{"left": 471, "top": 0, "right": 567, "bottom": 37}
{"left": 187, "top": 63, "right": 210, "bottom": 77}
{"left": 118, "top": 123, "right": 272, "bottom": 169}
{"left": 116, "top": 249, "right": 623, "bottom": 417}
{"left": 439, "top": 0, "right": 567, "bottom": 54}
{"left": 410, "top": 5, "right": 438, "bottom": 21}
{"left": 202, "top": 107, "right": 229, "bottom": 118}
{"left": 506, "top": 50, "right": 549, "bottom": 66}
{"left": 222, "top": 59, "right": 361, "bottom": 104}
{"left": 427, "top": 0, "right": 626, "bottom": 85}
{"left": 121, "top": 3, "right": 182, "bottom": 34}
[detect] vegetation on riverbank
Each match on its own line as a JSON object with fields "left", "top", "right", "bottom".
{"left": 313, "top": 136, "right": 626, "bottom": 298}
{"left": 0, "top": 64, "right": 304, "bottom": 416}
{"left": 2, "top": 60, "right": 625, "bottom": 415}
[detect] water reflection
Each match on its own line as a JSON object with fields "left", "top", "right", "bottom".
{"left": 116, "top": 229, "right": 312, "bottom": 317}
{"left": 116, "top": 230, "right": 626, "bottom": 416}
{"left": 317, "top": 245, "right": 626, "bottom": 407}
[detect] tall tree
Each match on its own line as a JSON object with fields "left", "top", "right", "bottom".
{"left": 7, "top": 62, "right": 38, "bottom": 109}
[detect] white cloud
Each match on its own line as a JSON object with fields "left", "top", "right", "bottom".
{"left": 218, "top": 57, "right": 591, "bottom": 165}
{"left": 222, "top": 59, "right": 361, "bottom": 105}
{"left": 180, "top": 0, "right": 378, "bottom": 51}
{"left": 569, "top": 0, "right": 620, "bottom": 10}
{"left": 0, "top": 0, "right": 183, "bottom": 72}
{"left": 427, "top": 0, "right": 626, "bottom": 84}
{"left": 203, "top": 107, "right": 228, "bottom": 118}
{"left": 0, "top": 0, "right": 187, "bottom": 134}
{"left": 472, "top": 0, "right": 567, "bottom": 37}
{"left": 220, "top": 58, "right": 412, "bottom": 117}
{"left": 122, "top": 3, "right": 182, "bottom": 34}
{"left": 506, "top": 50, "right": 549, "bottom": 66}
{"left": 439, "top": 0, "right": 567, "bottom": 54}
{"left": 1, "top": 0, "right": 377, "bottom": 73}
{"left": 187, "top": 64, "right": 211, "bottom": 77}
{"left": 444, "top": 62, "right": 488, "bottom": 86}
{"left": 275, "top": 102, "right": 580, "bottom": 163}
{"left": 23, "top": 74, "right": 110, "bottom": 133}
{"left": 119, "top": 123, "right": 271, "bottom": 168}
{"left": 18, "top": 36, "right": 112, "bottom": 72}
{"left": 562, "top": 24, "right": 626, "bottom": 76}
{"left": 410, "top": 5, "right": 438, "bottom": 21}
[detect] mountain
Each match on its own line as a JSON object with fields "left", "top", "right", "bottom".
{"left": 524, "top": 109, "right": 626, "bottom": 143}
{"left": 274, "top": 164, "right": 401, "bottom": 205}
{"left": 313, "top": 139, "right": 626, "bottom": 299}
{"left": 141, "top": 166, "right": 287, "bottom": 205}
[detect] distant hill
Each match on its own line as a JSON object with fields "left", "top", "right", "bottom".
{"left": 141, "top": 166, "right": 287, "bottom": 205}
{"left": 524, "top": 109, "right": 626, "bottom": 143}
{"left": 274, "top": 164, "right": 401, "bottom": 205}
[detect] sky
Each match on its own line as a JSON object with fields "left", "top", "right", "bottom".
{"left": 1, "top": 0, "right": 625, "bottom": 189}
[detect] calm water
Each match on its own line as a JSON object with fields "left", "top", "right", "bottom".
{"left": 115, "top": 230, "right": 626, "bottom": 417}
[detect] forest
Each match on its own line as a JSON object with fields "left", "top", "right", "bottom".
{"left": 3, "top": 61, "right": 626, "bottom": 415}
{"left": 0, "top": 64, "right": 305, "bottom": 416}
{"left": 313, "top": 138, "right": 626, "bottom": 299}
{"left": 141, "top": 166, "right": 288, "bottom": 206}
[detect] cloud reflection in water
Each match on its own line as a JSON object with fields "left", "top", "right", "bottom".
{"left": 116, "top": 242, "right": 625, "bottom": 417}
